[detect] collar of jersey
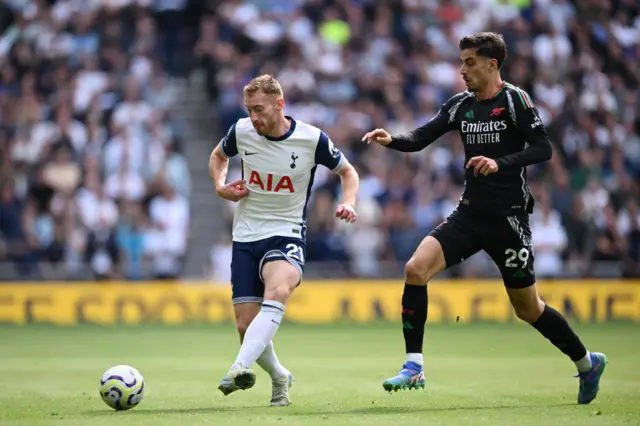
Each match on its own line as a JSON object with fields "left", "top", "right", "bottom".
{"left": 474, "top": 81, "right": 506, "bottom": 102}
{"left": 264, "top": 116, "right": 296, "bottom": 141}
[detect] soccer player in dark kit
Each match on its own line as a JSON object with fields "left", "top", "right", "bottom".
{"left": 362, "top": 32, "right": 607, "bottom": 404}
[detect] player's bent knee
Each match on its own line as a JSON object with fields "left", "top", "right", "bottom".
{"left": 507, "top": 285, "right": 544, "bottom": 323}
{"left": 512, "top": 299, "right": 545, "bottom": 323}
{"left": 404, "top": 237, "right": 446, "bottom": 284}
{"left": 404, "top": 259, "right": 428, "bottom": 284}
{"left": 514, "top": 305, "right": 544, "bottom": 323}
{"left": 262, "top": 260, "right": 301, "bottom": 304}
{"left": 264, "top": 283, "right": 294, "bottom": 304}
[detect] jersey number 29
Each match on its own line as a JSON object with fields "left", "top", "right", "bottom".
{"left": 504, "top": 248, "right": 529, "bottom": 268}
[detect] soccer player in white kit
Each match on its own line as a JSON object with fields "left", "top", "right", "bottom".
{"left": 209, "top": 75, "right": 360, "bottom": 406}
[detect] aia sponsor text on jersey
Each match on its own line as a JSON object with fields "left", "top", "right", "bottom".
{"left": 248, "top": 170, "right": 295, "bottom": 193}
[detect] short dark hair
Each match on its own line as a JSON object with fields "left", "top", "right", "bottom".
{"left": 459, "top": 32, "right": 507, "bottom": 70}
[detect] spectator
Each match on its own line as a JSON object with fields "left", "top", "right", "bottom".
{"left": 593, "top": 205, "right": 627, "bottom": 262}
{"left": 0, "top": 0, "right": 194, "bottom": 280}
{"left": 3, "top": 0, "right": 640, "bottom": 280}
{"left": 200, "top": 0, "right": 640, "bottom": 279}
{"left": 210, "top": 232, "right": 232, "bottom": 283}
{"left": 146, "top": 180, "right": 189, "bottom": 280}
{"left": 117, "top": 201, "right": 148, "bottom": 281}
{"left": 0, "top": 181, "right": 33, "bottom": 276}
{"left": 562, "top": 196, "right": 593, "bottom": 268}
{"left": 531, "top": 202, "right": 568, "bottom": 277}
{"left": 343, "top": 198, "right": 384, "bottom": 277}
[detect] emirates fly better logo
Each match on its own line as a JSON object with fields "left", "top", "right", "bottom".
{"left": 462, "top": 119, "right": 508, "bottom": 145}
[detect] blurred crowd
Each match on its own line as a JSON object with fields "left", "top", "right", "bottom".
{"left": 0, "top": 0, "right": 199, "bottom": 280}
{"left": 2, "top": 0, "right": 639, "bottom": 282}
{"left": 203, "top": 0, "right": 640, "bottom": 280}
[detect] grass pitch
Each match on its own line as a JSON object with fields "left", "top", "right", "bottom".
{"left": 0, "top": 323, "right": 639, "bottom": 426}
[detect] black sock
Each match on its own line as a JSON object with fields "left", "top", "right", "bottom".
{"left": 402, "top": 283, "right": 428, "bottom": 354}
{"left": 531, "top": 304, "right": 587, "bottom": 361}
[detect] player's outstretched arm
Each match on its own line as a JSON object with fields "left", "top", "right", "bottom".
{"left": 362, "top": 106, "right": 454, "bottom": 153}
{"left": 209, "top": 143, "right": 248, "bottom": 202}
{"left": 335, "top": 157, "right": 359, "bottom": 223}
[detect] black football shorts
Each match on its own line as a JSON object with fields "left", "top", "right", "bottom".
{"left": 429, "top": 208, "right": 536, "bottom": 288}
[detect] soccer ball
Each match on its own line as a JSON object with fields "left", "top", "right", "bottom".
{"left": 99, "top": 365, "right": 145, "bottom": 411}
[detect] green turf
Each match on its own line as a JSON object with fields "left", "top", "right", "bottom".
{"left": 0, "top": 323, "right": 639, "bottom": 425}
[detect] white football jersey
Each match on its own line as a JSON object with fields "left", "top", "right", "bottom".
{"left": 219, "top": 116, "right": 345, "bottom": 242}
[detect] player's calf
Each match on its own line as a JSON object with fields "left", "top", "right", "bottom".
{"left": 257, "top": 341, "right": 290, "bottom": 381}
{"left": 507, "top": 285, "right": 607, "bottom": 403}
{"left": 383, "top": 236, "right": 446, "bottom": 392}
{"left": 233, "top": 302, "right": 261, "bottom": 341}
{"left": 220, "top": 301, "right": 285, "bottom": 397}
{"left": 402, "top": 236, "right": 446, "bottom": 359}
{"left": 228, "top": 261, "right": 299, "bottom": 376}
{"left": 233, "top": 306, "right": 292, "bottom": 401}
{"left": 508, "top": 285, "right": 589, "bottom": 364}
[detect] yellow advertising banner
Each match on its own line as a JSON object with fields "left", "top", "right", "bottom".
{"left": 0, "top": 280, "right": 639, "bottom": 325}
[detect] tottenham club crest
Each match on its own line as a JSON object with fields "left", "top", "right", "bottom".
{"left": 290, "top": 152, "right": 298, "bottom": 169}
{"left": 328, "top": 139, "right": 339, "bottom": 156}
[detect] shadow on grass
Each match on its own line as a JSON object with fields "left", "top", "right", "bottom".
{"left": 84, "top": 402, "right": 577, "bottom": 416}
{"left": 288, "top": 403, "right": 577, "bottom": 416}
{"left": 84, "top": 406, "right": 261, "bottom": 415}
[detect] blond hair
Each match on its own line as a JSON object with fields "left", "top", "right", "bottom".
{"left": 243, "top": 74, "right": 283, "bottom": 97}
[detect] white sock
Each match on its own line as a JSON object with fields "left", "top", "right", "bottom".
{"left": 407, "top": 353, "right": 423, "bottom": 366}
{"left": 256, "top": 340, "right": 289, "bottom": 379}
{"left": 575, "top": 351, "right": 592, "bottom": 372}
{"left": 233, "top": 300, "right": 285, "bottom": 369}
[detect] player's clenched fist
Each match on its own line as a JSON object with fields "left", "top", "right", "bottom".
{"left": 466, "top": 156, "right": 499, "bottom": 177}
{"left": 216, "top": 179, "right": 249, "bottom": 202}
{"left": 335, "top": 203, "right": 357, "bottom": 223}
{"left": 361, "top": 128, "right": 392, "bottom": 145}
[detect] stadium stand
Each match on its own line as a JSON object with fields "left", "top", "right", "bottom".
{"left": 1, "top": 0, "right": 639, "bottom": 281}
{"left": 0, "top": 0, "right": 205, "bottom": 280}
{"left": 199, "top": 0, "right": 640, "bottom": 281}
